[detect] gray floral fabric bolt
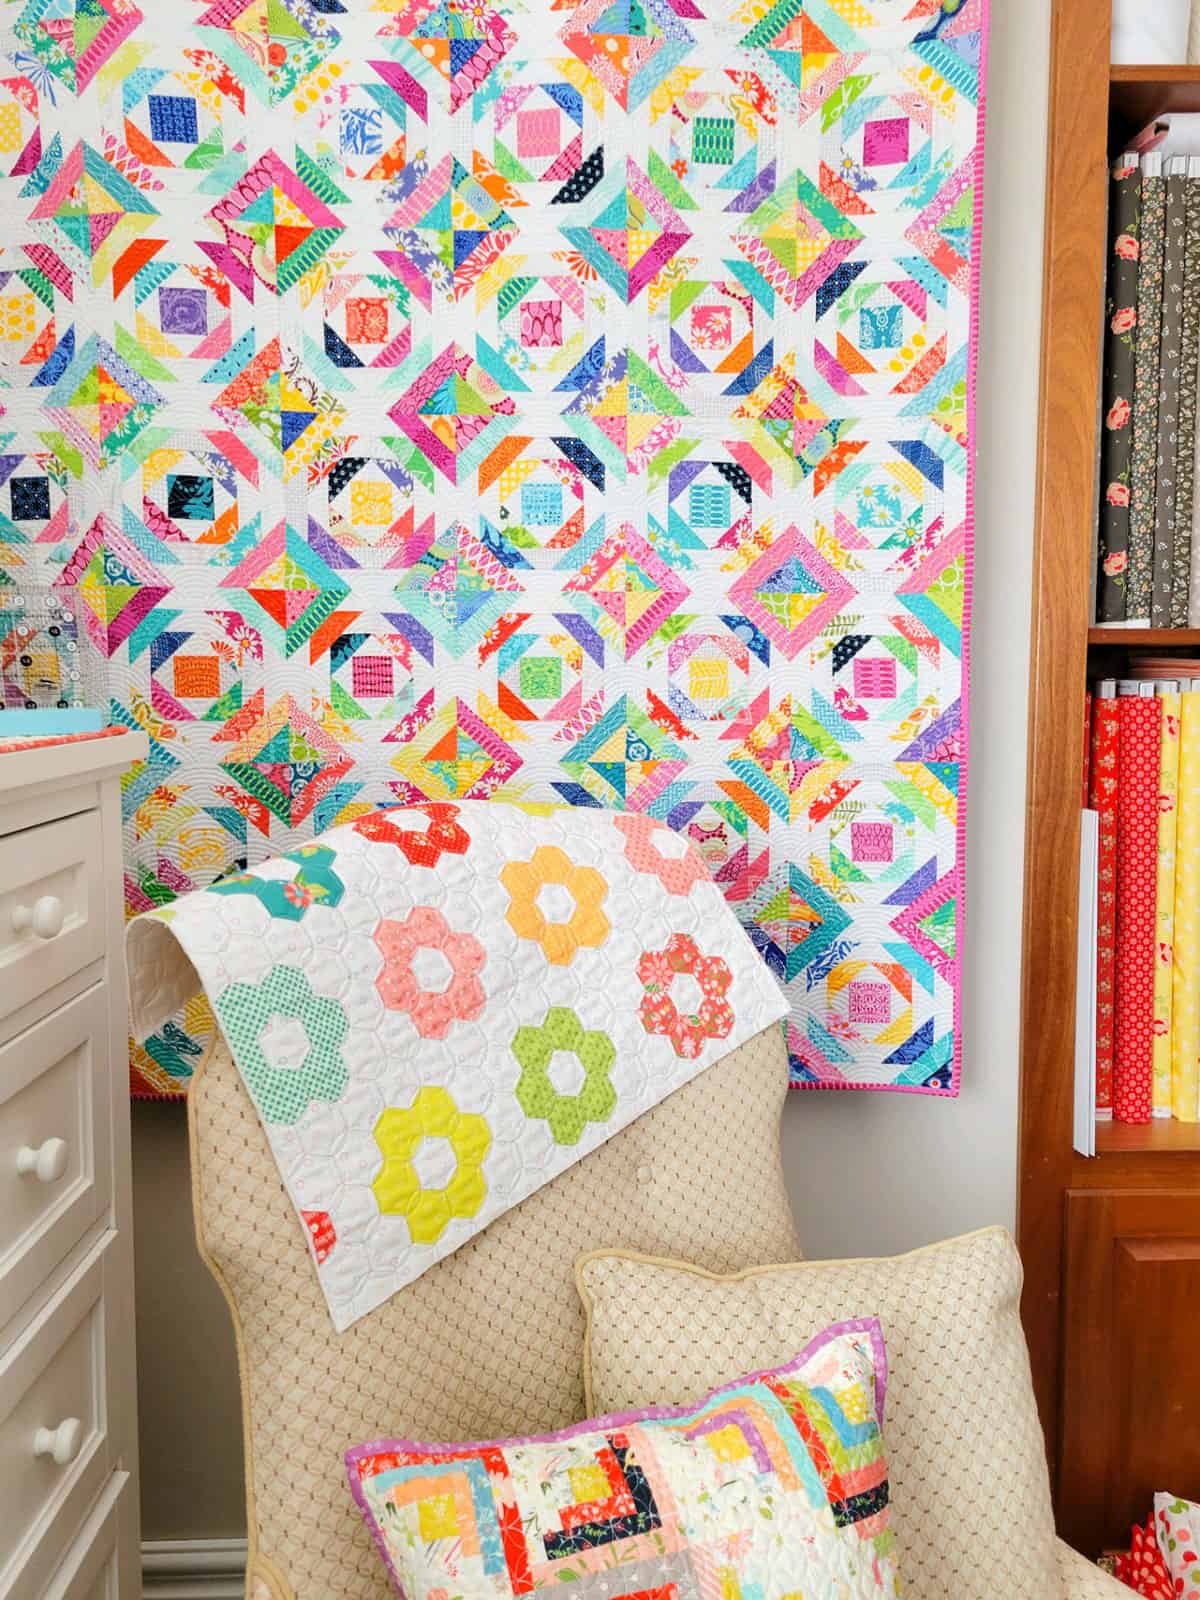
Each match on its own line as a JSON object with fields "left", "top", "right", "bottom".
{"left": 1153, "top": 157, "right": 1189, "bottom": 626}
{"left": 1172, "top": 159, "right": 1200, "bottom": 626}
{"left": 1098, "top": 154, "right": 1142, "bottom": 622}
{"left": 1130, "top": 154, "right": 1165, "bottom": 622}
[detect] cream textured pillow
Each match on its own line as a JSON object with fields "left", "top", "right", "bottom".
{"left": 576, "top": 1226, "right": 1061, "bottom": 1600}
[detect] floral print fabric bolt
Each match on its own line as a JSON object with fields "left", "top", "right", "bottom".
{"left": 127, "top": 800, "right": 788, "bottom": 1329}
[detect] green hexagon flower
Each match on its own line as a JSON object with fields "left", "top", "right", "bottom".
{"left": 215, "top": 964, "right": 349, "bottom": 1125}
{"left": 512, "top": 1006, "right": 617, "bottom": 1146}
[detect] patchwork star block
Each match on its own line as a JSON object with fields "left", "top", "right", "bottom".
{"left": 559, "top": 158, "right": 691, "bottom": 303}
{"left": 387, "top": 343, "right": 518, "bottom": 485}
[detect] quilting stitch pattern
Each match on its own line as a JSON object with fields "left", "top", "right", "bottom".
{"left": 0, "top": 0, "right": 985, "bottom": 1095}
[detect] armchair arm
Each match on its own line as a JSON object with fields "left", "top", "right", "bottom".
{"left": 1057, "top": 1538, "right": 1132, "bottom": 1597}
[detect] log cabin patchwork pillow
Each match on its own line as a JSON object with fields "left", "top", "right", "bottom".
{"left": 346, "top": 1319, "right": 899, "bottom": 1600}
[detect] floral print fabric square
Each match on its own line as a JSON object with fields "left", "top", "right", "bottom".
{"left": 347, "top": 1320, "right": 899, "bottom": 1600}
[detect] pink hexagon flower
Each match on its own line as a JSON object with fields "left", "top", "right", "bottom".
{"left": 636, "top": 932, "right": 734, "bottom": 1059}
{"left": 613, "top": 813, "right": 710, "bottom": 896}
{"left": 374, "top": 906, "right": 486, "bottom": 1039}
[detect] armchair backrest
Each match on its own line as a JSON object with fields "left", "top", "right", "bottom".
{"left": 188, "top": 1023, "right": 798, "bottom": 1600}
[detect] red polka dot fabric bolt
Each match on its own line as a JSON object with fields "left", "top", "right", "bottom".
{"left": 1114, "top": 693, "right": 1161, "bottom": 1124}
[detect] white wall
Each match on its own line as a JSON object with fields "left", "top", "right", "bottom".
{"left": 780, "top": 0, "right": 1049, "bottom": 1259}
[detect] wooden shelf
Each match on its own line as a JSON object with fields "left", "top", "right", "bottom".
{"left": 1110, "top": 65, "right": 1200, "bottom": 82}
{"left": 1088, "top": 628, "right": 1200, "bottom": 645}
{"left": 1096, "top": 1119, "right": 1200, "bottom": 1154}
{"left": 1110, "top": 64, "right": 1200, "bottom": 144}
{"left": 1022, "top": 9, "right": 1200, "bottom": 1551}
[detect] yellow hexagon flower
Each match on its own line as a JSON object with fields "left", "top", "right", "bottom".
{"left": 372, "top": 1086, "right": 491, "bottom": 1245}
{"left": 500, "top": 845, "right": 610, "bottom": 966}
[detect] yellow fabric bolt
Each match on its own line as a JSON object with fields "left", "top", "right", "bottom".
{"left": 1173, "top": 688, "right": 1200, "bottom": 1120}
{"left": 1154, "top": 688, "right": 1180, "bottom": 1115}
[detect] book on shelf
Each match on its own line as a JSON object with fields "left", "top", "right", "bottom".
{"left": 1075, "top": 809, "right": 1099, "bottom": 1158}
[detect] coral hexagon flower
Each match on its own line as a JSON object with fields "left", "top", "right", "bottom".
{"left": 636, "top": 932, "right": 734, "bottom": 1059}
{"left": 374, "top": 905, "right": 486, "bottom": 1039}
{"left": 353, "top": 802, "right": 471, "bottom": 867}
{"left": 372, "top": 1086, "right": 491, "bottom": 1245}
{"left": 500, "top": 845, "right": 609, "bottom": 966}
{"left": 512, "top": 1006, "right": 617, "bottom": 1146}
{"left": 613, "top": 812, "right": 710, "bottom": 896}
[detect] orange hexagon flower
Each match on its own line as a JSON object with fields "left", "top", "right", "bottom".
{"left": 500, "top": 845, "right": 610, "bottom": 966}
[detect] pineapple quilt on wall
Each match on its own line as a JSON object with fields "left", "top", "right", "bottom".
{"left": 0, "top": 0, "right": 986, "bottom": 1096}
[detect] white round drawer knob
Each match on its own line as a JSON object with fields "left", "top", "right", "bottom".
{"left": 33, "top": 1417, "right": 83, "bottom": 1467}
{"left": 11, "top": 896, "right": 66, "bottom": 940}
{"left": 17, "top": 1138, "right": 68, "bottom": 1183}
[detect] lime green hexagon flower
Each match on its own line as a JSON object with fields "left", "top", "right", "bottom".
{"left": 512, "top": 1006, "right": 617, "bottom": 1146}
{"left": 372, "top": 1087, "right": 491, "bottom": 1245}
{"left": 215, "top": 964, "right": 349, "bottom": 1125}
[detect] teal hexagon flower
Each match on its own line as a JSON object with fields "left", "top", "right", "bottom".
{"left": 215, "top": 964, "right": 349, "bottom": 1125}
{"left": 512, "top": 1006, "right": 617, "bottom": 1146}
{"left": 209, "top": 843, "right": 345, "bottom": 922}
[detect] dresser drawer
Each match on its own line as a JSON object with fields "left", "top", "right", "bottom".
{"left": 42, "top": 1473, "right": 128, "bottom": 1600}
{"left": 0, "top": 813, "right": 105, "bottom": 1024}
{"left": 0, "top": 989, "right": 111, "bottom": 1329}
{"left": 0, "top": 1245, "right": 111, "bottom": 1600}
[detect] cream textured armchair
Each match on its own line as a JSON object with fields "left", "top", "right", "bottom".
{"left": 188, "top": 1023, "right": 1128, "bottom": 1600}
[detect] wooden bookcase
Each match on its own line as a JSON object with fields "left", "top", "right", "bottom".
{"left": 1019, "top": 0, "right": 1200, "bottom": 1556}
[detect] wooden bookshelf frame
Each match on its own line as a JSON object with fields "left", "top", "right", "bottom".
{"left": 1018, "top": 1, "right": 1200, "bottom": 1543}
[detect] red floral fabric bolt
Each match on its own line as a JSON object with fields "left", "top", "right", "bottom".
{"left": 1090, "top": 696, "right": 1120, "bottom": 1118}
{"left": 1114, "top": 694, "right": 1161, "bottom": 1123}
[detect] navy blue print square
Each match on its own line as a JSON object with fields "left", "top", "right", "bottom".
{"left": 11, "top": 476, "right": 51, "bottom": 522}
{"left": 167, "top": 474, "right": 215, "bottom": 520}
{"left": 149, "top": 95, "right": 199, "bottom": 144}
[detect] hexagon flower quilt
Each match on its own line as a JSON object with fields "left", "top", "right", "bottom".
{"left": 127, "top": 800, "right": 789, "bottom": 1328}
{"left": 1, "top": 0, "right": 986, "bottom": 1095}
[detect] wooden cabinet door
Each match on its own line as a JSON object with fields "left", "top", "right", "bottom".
{"left": 1061, "top": 1189, "right": 1200, "bottom": 1553}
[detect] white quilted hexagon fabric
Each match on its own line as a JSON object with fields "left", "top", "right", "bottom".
{"left": 576, "top": 1230, "right": 1063, "bottom": 1600}
{"left": 130, "top": 799, "right": 787, "bottom": 1330}
{"left": 190, "top": 1023, "right": 800, "bottom": 1600}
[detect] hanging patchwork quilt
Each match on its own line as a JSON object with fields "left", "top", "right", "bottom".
{"left": 0, "top": 0, "right": 986, "bottom": 1095}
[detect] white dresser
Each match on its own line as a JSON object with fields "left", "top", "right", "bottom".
{"left": 0, "top": 733, "right": 147, "bottom": 1600}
